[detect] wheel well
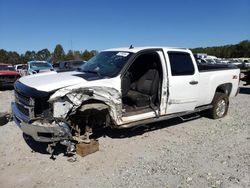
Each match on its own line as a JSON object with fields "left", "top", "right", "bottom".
{"left": 69, "top": 99, "right": 112, "bottom": 143}
{"left": 81, "top": 99, "right": 104, "bottom": 104}
{"left": 70, "top": 99, "right": 111, "bottom": 131}
{"left": 215, "top": 83, "right": 232, "bottom": 96}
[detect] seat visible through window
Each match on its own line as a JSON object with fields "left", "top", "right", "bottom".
{"left": 126, "top": 68, "right": 159, "bottom": 107}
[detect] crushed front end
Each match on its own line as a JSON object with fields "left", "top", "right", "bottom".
{"left": 12, "top": 81, "right": 72, "bottom": 142}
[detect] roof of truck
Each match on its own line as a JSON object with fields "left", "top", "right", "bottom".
{"left": 103, "top": 46, "right": 190, "bottom": 53}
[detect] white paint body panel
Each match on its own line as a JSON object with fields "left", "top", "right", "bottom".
{"left": 19, "top": 71, "right": 121, "bottom": 93}
{"left": 197, "top": 69, "right": 240, "bottom": 106}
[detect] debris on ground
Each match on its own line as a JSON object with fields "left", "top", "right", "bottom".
{"left": 76, "top": 139, "right": 99, "bottom": 157}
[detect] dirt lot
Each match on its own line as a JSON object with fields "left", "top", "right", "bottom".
{"left": 0, "top": 84, "right": 249, "bottom": 188}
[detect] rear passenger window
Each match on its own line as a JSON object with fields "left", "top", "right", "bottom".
{"left": 168, "top": 52, "right": 195, "bottom": 76}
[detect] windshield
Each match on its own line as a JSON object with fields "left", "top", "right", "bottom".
{"left": 30, "top": 62, "right": 52, "bottom": 69}
{"left": 60, "top": 61, "right": 85, "bottom": 68}
{"left": 17, "top": 65, "right": 27, "bottom": 69}
{"left": 80, "top": 51, "right": 133, "bottom": 77}
{"left": 0, "top": 65, "right": 14, "bottom": 71}
{"left": 8, "top": 66, "right": 15, "bottom": 71}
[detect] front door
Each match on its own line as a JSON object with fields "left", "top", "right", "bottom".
{"left": 120, "top": 50, "right": 167, "bottom": 124}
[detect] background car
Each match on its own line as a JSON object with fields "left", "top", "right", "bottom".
{"left": 0, "top": 64, "right": 20, "bottom": 88}
{"left": 27, "top": 61, "right": 54, "bottom": 75}
{"left": 52, "top": 63, "right": 60, "bottom": 71}
{"left": 14, "top": 64, "right": 27, "bottom": 76}
{"left": 228, "top": 59, "right": 245, "bottom": 69}
{"left": 239, "top": 58, "right": 250, "bottom": 68}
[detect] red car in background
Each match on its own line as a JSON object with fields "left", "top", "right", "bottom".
{"left": 0, "top": 64, "right": 20, "bottom": 88}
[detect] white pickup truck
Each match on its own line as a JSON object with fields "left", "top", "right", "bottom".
{"left": 12, "top": 47, "right": 240, "bottom": 151}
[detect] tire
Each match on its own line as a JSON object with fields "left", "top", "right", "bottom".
{"left": 207, "top": 92, "right": 229, "bottom": 119}
{"left": 0, "top": 112, "right": 10, "bottom": 126}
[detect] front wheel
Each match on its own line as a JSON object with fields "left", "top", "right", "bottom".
{"left": 208, "top": 92, "right": 229, "bottom": 119}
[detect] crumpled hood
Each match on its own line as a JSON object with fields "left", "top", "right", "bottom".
{"left": 19, "top": 71, "right": 92, "bottom": 92}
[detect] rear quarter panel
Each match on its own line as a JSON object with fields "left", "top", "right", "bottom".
{"left": 197, "top": 69, "right": 240, "bottom": 106}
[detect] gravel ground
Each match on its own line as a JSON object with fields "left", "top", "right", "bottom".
{"left": 0, "top": 84, "right": 249, "bottom": 188}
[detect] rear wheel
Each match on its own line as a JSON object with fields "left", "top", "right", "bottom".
{"left": 208, "top": 92, "right": 229, "bottom": 119}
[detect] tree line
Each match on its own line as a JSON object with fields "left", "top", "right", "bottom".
{"left": 0, "top": 44, "right": 97, "bottom": 65}
{"left": 191, "top": 40, "right": 250, "bottom": 58}
{"left": 0, "top": 41, "right": 249, "bottom": 65}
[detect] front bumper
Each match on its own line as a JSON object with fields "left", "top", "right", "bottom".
{"left": 11, "top": 102, "right": 72, "bottom": 142}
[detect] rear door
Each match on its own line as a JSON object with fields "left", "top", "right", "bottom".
{"left": 165, "top": 51, "right": 199, "bottom": 114}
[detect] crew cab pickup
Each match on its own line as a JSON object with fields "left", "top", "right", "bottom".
{"left": 11, "top": 47, "right": 240, "bottom": 151}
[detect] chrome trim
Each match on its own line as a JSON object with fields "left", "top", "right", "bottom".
{"left": 15, "top": 90, "right": 34, "bottom": 106}
{"left": 14, "top": 91, "right": 35, "bottom": 118}
{"left": 12, "top": 102, "right": 72, "bottom": 142}
{"left": 12, "top": 101, "right": 31, "bottom": 123}
{"left": 16, "top": 101, "right": 35, "bottom": 118}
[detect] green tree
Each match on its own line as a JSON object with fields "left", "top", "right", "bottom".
{"left": 0, "top": 49, "right": 8, "bottom": 63}
{"left": 191, "top": 40, "right": 250, "bottom": 58}
{"left": 65, "top": 50, "right": 74, "bottom": 60}
{"left": 7, "top": 51, "right": 20, "bottom": 64}
{"left": 73, "top": 50, "right": 82, "bottom": 60}
{"left": 82, "top": 50, "right": 95, "bottom": 60}
{"left": 19, "top": 54, "right": 26, "bottom": 64}
{"left": 52, "top": 44, "right": 65, "bottom": 63}
{"left": 36, "top": 48, "right": 51, "bottom": 60}
{"left": 90, "top": 50, "right": 98, "bottom": 56}
{"left": 238, "top": 40, "right": 250, "bottom": 57}
{"left": 24, "top": 51, "right": 36, "bottom": 62}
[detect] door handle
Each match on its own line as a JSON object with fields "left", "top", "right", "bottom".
{"left": 189, "top": 80, "right": 198, "bottom": 85}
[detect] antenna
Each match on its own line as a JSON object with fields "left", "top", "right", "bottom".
{"left": 71, "top": 39, "right": 74, "bottom": 53}
{"left": 129, "top": 45, "right": 134, "bottom": 49}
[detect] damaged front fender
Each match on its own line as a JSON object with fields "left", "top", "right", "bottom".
{"left": 49, "top": 86, "right": 122, "bottom": 125}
